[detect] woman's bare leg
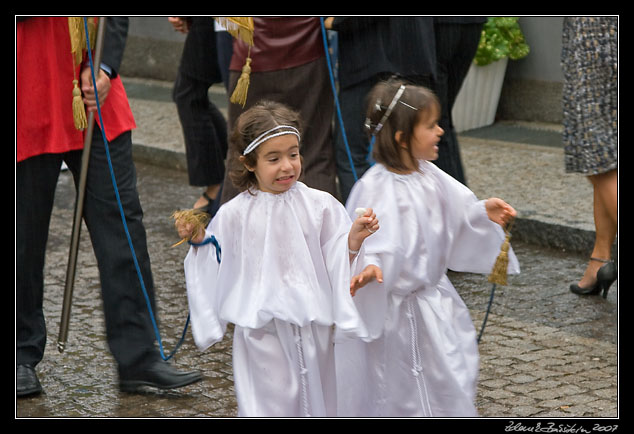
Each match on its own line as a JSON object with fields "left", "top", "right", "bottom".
{"left": 577, "top": 169, "right": 617, "bottom": 287}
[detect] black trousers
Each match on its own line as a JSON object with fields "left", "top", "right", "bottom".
{"left": 432, "top": 22, "right": 484, "bottom": 185}
{"left": 333, "top": 75, "right": 380, "bottom": 203}
{"left": 16, "top": 130, "right": 160, "bottom": 374}
{"left": 173, "top": 73, "right": 228, "bottom": 187}
{"left": 172, "top": 17, "right": 228, "bottom": 188}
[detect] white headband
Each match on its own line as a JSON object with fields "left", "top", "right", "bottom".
{"left": 242, "top": 125, "right": 301, "bottom": 155}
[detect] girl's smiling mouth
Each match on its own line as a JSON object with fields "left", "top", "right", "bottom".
{"left": 276, "top": 175, "right": 295, "bottom": 183}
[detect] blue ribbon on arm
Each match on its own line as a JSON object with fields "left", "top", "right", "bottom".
{"left": 189, "top": 235, "right": 222, "bottom": 264}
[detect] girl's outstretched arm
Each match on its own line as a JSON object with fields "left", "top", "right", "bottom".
{"left": 350, "top": 265, "right": 383, "bottom": 296}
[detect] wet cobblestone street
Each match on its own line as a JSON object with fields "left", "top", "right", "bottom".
{"left": 16, "top": 161, "right": 618, "bottom": 420}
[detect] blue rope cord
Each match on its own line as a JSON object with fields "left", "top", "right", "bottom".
{"left": 83, "top": 17, "right": 493, "bottom": 354}
{"left": 319, "top": 20, "right": 494, "bottom": 343}
{"left": 368, "top": 136, "right": 376, "bottom": 165}
{"left": 477, "top": 284, "right": 496, "bottom": 343}
{"left": 320, "top": 18, "right": 358, "bottom": 182}
{"left": 82, "top": 17, "right": 208, "bottom": 361}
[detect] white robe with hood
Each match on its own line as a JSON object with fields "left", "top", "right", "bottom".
{"left": 337, "top": 161, "right": 520, "bottom": 417}
{"left": 184, "top": 182, "right": 368, "bottom": 417}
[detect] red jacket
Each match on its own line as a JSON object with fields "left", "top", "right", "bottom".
{"left": 16, "top": 17, "right": 136, "bottom": 162}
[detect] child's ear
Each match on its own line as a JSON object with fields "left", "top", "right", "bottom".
{"left": 239, "top": 155, "right": 255, "bottom": 172}
{"left": 394, "top": 130, "right": 408, "bottom": 149}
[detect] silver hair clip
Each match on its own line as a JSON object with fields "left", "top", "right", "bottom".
{"left": 365, "top": 85, "right": 417, "bottom": 135}
{"left": 371, "top": 85, "right": 406, "bottom": 136}
{"left": 398, "top": 100, "right": 418, "bottom": 111}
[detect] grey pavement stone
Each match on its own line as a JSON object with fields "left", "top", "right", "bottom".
{"left": 15, "top": 79, "right": 618, "bottom": 421}
{"left": 15, "top": 162, "right": 618, "bottom": 420}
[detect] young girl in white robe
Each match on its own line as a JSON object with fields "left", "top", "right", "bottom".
{"left": 336, "top": 79, "right": 520, "bottom": 417}
{"left": 175, "top": 101, "right": 381, "bottom": 417}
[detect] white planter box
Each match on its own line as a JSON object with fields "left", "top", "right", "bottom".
{"left": 452, "top": 57, "right": 508, "bottom": 133}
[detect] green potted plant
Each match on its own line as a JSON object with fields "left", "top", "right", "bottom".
{"left": 473, "top": 17, "right": 530, "bottom": 66}
{"left": 453, "top": 17, "right": 530, "bottom": 132}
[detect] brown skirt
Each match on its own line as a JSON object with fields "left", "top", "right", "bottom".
{"left": 220, "top": 58, "right": 338, "bottom": 204}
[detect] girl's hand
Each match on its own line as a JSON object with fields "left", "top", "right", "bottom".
{"left": 350, "top": 265, "right": 383, "bottom": 296}
{"left": 175, "top": 219, "right": 204, "bottom": 244}
{"left": 172, "top": 209, "right": 209, "bottom": 246}
{"left": 348, "top": 207, "right": 379, "bottom": 253}
{"left": 485, "top": 198, "right": 516, "bottom": 227}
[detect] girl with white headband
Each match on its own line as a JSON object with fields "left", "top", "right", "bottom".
{"left": 175, "top": 100, "right": 382, "bottom": 417}
{"left": 337, "top": 79, "right": 520, "bottom": 417}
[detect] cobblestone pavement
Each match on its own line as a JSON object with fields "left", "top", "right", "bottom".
{"left": 15, "top": 161, "right": 618, "bottom": 421}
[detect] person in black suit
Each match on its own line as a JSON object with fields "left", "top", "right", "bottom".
{"left": 16, "top": 16, "right": 202, "bottom": 397}
{"left": 432, "top": 16, "right": 486, "bottom": 185}
{"left": 326, "top": 17, "right": 437, "bottom": 202}
{"left": 170, "top": 17, "right": 229, "bottom": 215}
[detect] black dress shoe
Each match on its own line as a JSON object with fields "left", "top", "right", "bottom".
{"left": 16, "top": 364, "right": 42, "bottom": 397}
{"left": 119, "top": 360, "right": 202, "bottom": 393}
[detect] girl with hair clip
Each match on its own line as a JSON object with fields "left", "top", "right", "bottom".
{"left": 336, "top": 79, "right": 520, "bottom": 417}
{"left": 174, "top": 100, "right": 382, "bottom": 417}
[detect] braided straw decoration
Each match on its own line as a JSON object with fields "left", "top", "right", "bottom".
{"left": 171, "top": 209, "right": 211, "bottom": 247}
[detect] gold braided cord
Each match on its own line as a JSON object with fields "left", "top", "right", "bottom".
{"left": 68, "top": 17, "right": 86, "bottom": 65}
{"left": 214, "top": 17, "right": 254, "bottom": 46}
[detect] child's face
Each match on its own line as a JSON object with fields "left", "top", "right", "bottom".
{"left": 407, "top": 108, "right": 444, "bottom": 161}
{"left": 248, "top": 134, "right": 302, "bottom": 194}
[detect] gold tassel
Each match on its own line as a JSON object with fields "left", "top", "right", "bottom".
{"left": 215, "top": 17, "right": 254, "bottom": 107}
{"left": 230, "top": 51, "right": 251, "bottom": 107}
{"left": 72, "top": 80, "right": 87, "bottom": 130}
{"left": 170, "top": 209, "right": 212, "bottom": 247}
{"left": 488, "top": 218, "right": 514, "bottom": 286}
{"left": 68, "top": 17, "right": 92, "bottom": 130}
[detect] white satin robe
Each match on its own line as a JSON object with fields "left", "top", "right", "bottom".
{"left": 337, "top": 161, "right": 520, "bottom": 417}
{"left": 183, "top": 182, "right": 369, "bottom": 417}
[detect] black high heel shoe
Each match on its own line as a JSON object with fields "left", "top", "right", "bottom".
{"left": 570, "top": 257, "right": 617, "bottom": 299}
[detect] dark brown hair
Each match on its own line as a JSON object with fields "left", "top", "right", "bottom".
{"left": 365, "top": 79, "right": 440, "bottom": 172}
{"left": 228, "top": 100, "right": 303, "bottom": 192}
